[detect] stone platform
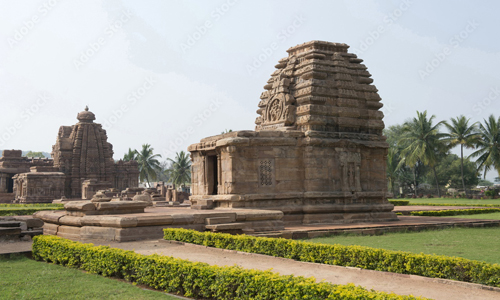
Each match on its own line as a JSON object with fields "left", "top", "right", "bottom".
{"left": 35, "top": 205, "right": 284, "bottom": 242}
{"left": 263, "top": 216, "right": 500, "bottom": 239}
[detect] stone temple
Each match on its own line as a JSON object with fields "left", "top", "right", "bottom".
{"left": 0, "top": 107, "right": 139, "bottom": 203}
{"left": 188, "top": 41, "right": 398, "bottom": 225}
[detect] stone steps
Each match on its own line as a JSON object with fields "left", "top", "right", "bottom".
{"left": 205, "top": 223, "right": 245, "bottom": 233}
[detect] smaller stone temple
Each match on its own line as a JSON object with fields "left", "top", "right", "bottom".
{"left": 2, "top": 107, "right": 140, "bottom": 203}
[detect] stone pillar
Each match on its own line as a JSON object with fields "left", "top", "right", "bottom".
{"left": 172, "top": 189, "right": 178, "bottom": 203}
{"left": 0, "top": 174, "right": 7, "bottom": 193}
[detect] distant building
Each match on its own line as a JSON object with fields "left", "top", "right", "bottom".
{"left": 0, "top": 107, "right": 140, "bottom": 203}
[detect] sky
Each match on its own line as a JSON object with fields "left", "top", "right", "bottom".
{"left": 1, "top": 0, "right": 499, "bottom": 177}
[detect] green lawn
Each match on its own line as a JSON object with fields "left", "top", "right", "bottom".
{"left": 0, "top": 255, "right": 178, "bottom": 300}
{"left": 392, "top": 198, "right": 500, "bottom": 206}
{"left": 309, "top": 227, "right": 500, "bottom": 264}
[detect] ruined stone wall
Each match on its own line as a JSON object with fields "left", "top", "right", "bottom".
{"left": 13, "top": 172, "right": 65, "bottom": 203}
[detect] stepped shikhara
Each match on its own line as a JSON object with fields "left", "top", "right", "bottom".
{"left": 188, "top": 40, "right": 398, "bottom": 225}
{"left": 255, "top": 41, "right": 383, "bottom": 135}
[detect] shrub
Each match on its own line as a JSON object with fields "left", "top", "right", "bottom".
{"left": 409, "top": 203, "right": 500, "bottom": 207}
{"left": 164, "top": 228, "right": 500, "bottom": 288}
{"left": 0, "top": 207, "right": 63, "bottom": 216}
{"left": 410, "top": 208, "right": 500, "bottom": 217}
{"left": 485, "top": 190, "right": 496, "bottom": 197}
{"left": 389, "top": 200, "right": 410, "bottom": 206}
{"left": 32, "top": 235, "right": 424, "bottom": 300}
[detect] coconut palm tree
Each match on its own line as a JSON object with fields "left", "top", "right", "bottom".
{"left": 470, "top": 115, "right": 500, "bottom": 179}
{"left": 443, "top": 116, "right": 479, "bottom": 196}
{"left": 135, "top": 144, "right": 162, "bottom": 187}
{"left": 398, "top": 110, "right": 447, "bottom": 197}
{"left": 386, "top": 147, "right": 400, "bottom": 196}
{"left": 167, "top": 151, "right": 192, "bottom": 188}
{"left": 123, "top": 148, "right": 138, "bottom": 161}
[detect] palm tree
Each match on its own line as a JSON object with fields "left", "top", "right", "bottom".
{"left": 398, "top": 111, "right": 447, "bottom": 197}
{"left": 386, "top": 147, "right": 400, "bottom": 196}
{"left": 123, "top": 148, "right": 137, "bottom": 161}
{"left": 135, "top": 144, "right": 162, "bottom": 187}
{"left": 443, "top": 116, "right": 479, "bottom": 196}
{"left": 470, "top": 115, "right": 500, "bottom": 179}
{"left": 167, "top": 151, "right": 192, "bottom": 188}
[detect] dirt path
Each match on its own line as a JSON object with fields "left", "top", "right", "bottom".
{"left": 98, "top": 239, "right": 500, "bottom": 300}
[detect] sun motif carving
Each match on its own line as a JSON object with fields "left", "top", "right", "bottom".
{"left": 267, "top": 98, "right": 283, "bottom": 122}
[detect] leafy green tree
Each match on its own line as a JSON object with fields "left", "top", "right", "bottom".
{"left": 123, "top": 148, "right": 137, "bottom": 161}
{"left": 477, "top": 179, "right": 494, "bottom": 187}
{"left": 425, "top": 154, "right": 479, "bottom": 189}
{"left": 155, "top": 160, "right": 172, "bottom": 183}
{"left": 167, "top": 151, "right": 192, "bottom": 188}
{"left": 385, "top": 125, "right": 425, "bottom": 196}
{"left": 135, "top": 144, "right": 162, "bottom": 187}
{"left": 398, "top": 111, "right": 447, "bottom": 197}
{"left": 470, "top": 115, "right": 500, "bottom": 179}
{"left": 25, "top": 151, "right": 45, "bottom": 158}
{"left": 443, "top": 116, "right": 479, "bottom": 195}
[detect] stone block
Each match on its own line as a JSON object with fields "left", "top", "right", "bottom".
{"left": 205, "top": 217, "right": 234, "bottom": 225}
{"left": 0, "top": 227, "right": 22, "bottom": 236}
{"left": 98, "top": 216, "right": 138, "bottom": 228}
{"left": 59, "top": 216, "right": 82, "bottom": 227}
{"left": 171, "top": 214, "right": 195, "bottom": 225}
{"left": 0, "top": 221, "right": 21, "bottom": 227}
{"left": 43, "top": 223, "right": 59, "bottom": 235}
{"left": 80, "top": 226, "right": 117, "bottom": 241}
{"left": 65, "top": 201, "right": 95, "bottom": 211}
{"left": 57, "top": 225, "right": 82, "bottom": 240}
{"left": 136, "top": 215, "right": 173, "bottom": 226}
{"left": 25, "top": 218, "right": 44, "bottom": 228}
{"left": 205, "top": 223, "right": 245, "bottom": 231}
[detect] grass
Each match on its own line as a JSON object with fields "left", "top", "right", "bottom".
{"left": 0, "top": 255, "right": 178, "bottom": 300}
{"left": 391, "top": 198, "right": 500, "bottom": 206}
{"left": 309, "top": 227, "right": 500, "bottom": 264}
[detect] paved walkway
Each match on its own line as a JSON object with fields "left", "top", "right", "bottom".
{"left": 98, "top": 239, "right": 500, "bottom": 300}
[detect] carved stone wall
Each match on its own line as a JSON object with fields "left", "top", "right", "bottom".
{"left": 13, "top": 172, "right": 65, "bottom": 203}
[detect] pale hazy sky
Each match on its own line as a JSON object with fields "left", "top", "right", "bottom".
{"left": 1, "top": 0, "right": 499, "bottom": 168}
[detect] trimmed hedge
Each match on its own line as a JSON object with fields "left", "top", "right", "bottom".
{"left": 0, "top": 207, "right": 63, "bottom": 216}
{"left": 164, "top": 228, "right": 500, "bottom": 288}
{"left": 32, "top": 235, "right": 425, "bottom": 300}
{"left": 410, "top": 208, "right": 500, "bottom": 216}
{"left": 409, "top": 203, "right": 500, "bottom": 207}
{"left": 389, "top": 200, "right": 410, "bottom": 206}
{"left": 0, "top": 203, "right": 64, "bottom": 207}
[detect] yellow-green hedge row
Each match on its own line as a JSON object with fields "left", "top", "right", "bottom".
{"left": 163, "top": 228, "right": 500, "bottom": 288}
{"left": 410, "top": 208, "right": 500, "bottom": 216}
{"left": 388, "top": 200, "right": 410, "bottom": 206}
{"left": 0, "top": 203, "right": 64, "bottom": 207}
{"left": 32, "top": 235, "right": 425, "bottom": 300}
{"left": 0, "top": 207, "right": 63, "bottom": 216}
{"left": 409, "top": 203, "right": 500, "bottom": 207}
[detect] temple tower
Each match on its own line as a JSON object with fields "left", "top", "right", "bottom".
{"left": 51, "top": 107, "right": 138, "bottom": 198}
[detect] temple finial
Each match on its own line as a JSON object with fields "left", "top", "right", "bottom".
{"left": 85, "top": 105, "right": 89, "bottom": 111}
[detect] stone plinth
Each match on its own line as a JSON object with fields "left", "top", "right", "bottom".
{"left": 34, "top": 207, "right": 284, "bottom": 242}
{"left": 64, "top": 201, "right": 149, "bottom": 217}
